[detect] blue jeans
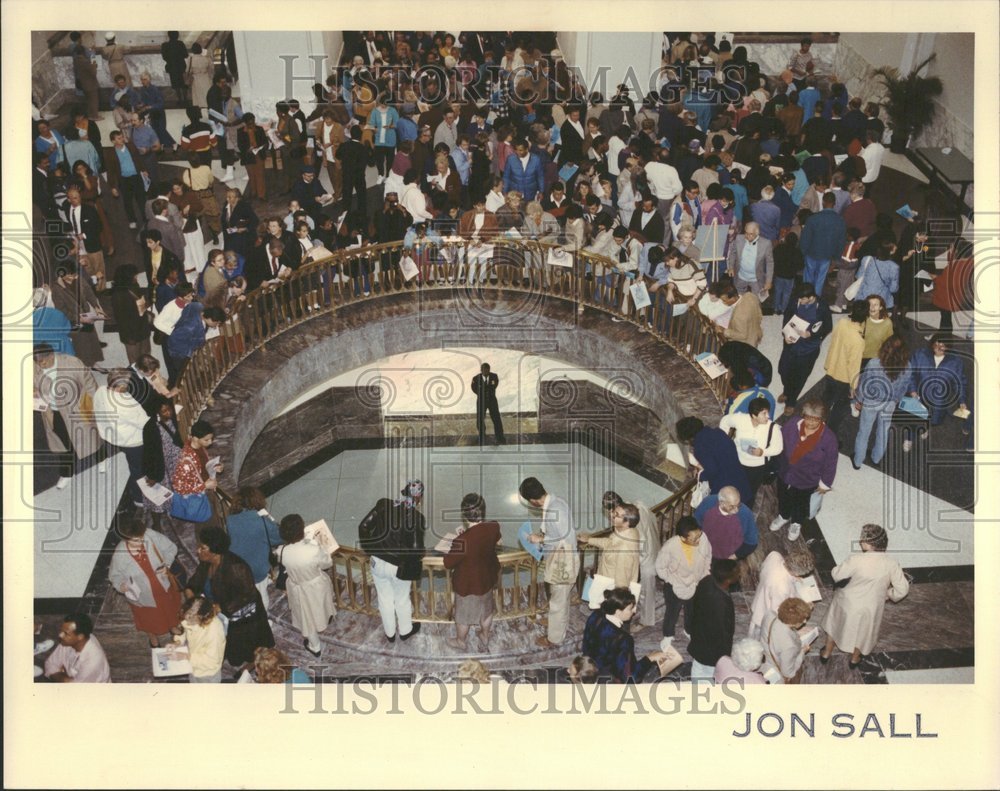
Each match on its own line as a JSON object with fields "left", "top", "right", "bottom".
{"left": 804, "top": 256, "right": 832, "bottom": 295}
{"left": 853, "top": 403, "right": 894, "bottom": 466}
{"left": 772, "top": 277, "right": 794, "bottom": 314}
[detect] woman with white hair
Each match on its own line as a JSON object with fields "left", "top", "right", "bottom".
{"left": 714, "top": 637, "right": 766, "bottom": 684}
{"left": 748, "top": 548, "right": 814, "bottom": 639}
{"left": 821, "top": 523, "right": 909, "bottom": 669}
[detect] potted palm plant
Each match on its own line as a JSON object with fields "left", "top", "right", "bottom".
{"left": 872, "top": 54, "right": 944, "bottom": 153}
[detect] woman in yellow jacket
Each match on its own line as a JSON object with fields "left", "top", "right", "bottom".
{"left": 821, "top": 300, "right": 868, "bottom": 432}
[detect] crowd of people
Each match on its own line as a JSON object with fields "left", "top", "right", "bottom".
{"left": 31, "top": 30, "right": 972, "bottom": 683}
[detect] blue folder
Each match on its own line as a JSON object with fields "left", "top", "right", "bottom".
{"left": 518, "top": 521, "right": 544, "bottom": 562}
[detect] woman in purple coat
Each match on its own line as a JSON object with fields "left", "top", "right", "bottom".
{"left": 768, "top": 398, "right": 839, "bottom": 542}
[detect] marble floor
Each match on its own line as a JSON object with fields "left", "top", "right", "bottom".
{"left": 266, "top": 444, "right": 674, "bottom": 549}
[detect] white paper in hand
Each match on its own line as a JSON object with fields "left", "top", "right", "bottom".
{"left": 630, "top": 280, "right": 652, "bottom": 309}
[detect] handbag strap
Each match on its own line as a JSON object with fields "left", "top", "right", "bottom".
{"left": 765, "top": 617, "right": 782, "bottom": 673}
{"left": 765, "top": 420, "right": 776, "bottom": 451}
{"left": 260, "top": 515, "right": 276, "bottom": 550}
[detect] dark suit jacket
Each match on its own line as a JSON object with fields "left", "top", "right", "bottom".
{"left": 559, "top": 119, "right": 585, "bottom": 164}
{"left": 236, "top": 125, "right": 270, "bottom": 166}
{"left": 66, "top": 204, "right": 104, "bottom": 253}
{"left": 337, "top": 139, "right": 369, "bottom": 177}
{"left": 688, "top": 576, "right": 735, "bottom": 666}
{"left": 221, "top": 200, "right": 259, "bottom": 259}
{"left": 628, "top": 207, "right": 665, "bottom": 245}
{"left": 471, "top": 371, "right": 500, "bottom": 405}
{"left": 33, "top": 168, "right": 58, "bottom": 218}
{"left": 130, "top": 367, "right": 167, "bottom": 417}
{"left": 245, "top": 240, "right": 300, "bottom": 292}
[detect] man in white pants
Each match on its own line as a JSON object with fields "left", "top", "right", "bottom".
{"left": 360, "top": 481, "right": 426, "bottom": 643}
{"left": 522, "top": 477, "right": 579, "bottom": 649}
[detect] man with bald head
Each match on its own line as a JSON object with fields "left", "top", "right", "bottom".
{"left": 692, "top": 486, "right": 759, "bottom": 560}
{"left": 726, "top": 221, "right": 773, "bottom": 301}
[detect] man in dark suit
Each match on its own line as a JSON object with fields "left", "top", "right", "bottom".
{"left": 64, "top": 185, "right": 107, "bottom": 291}
{"left": 471, "top": 363, "right": 505, "bottom": 445}
{"left": 559, "top": 104, "right": 586, "bottom": 165}
{"left": 337, "top": 125, "right": 369, "bottom": 217}
{"left": 33, "top": 152, "right": 59, "bottom": 220}
{"left": 221, "top": 188, "right": 259, "bottom": 260}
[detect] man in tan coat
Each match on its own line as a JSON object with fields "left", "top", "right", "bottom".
{"left": 720, "top": 281, "right": 764, "bottom": 347}
{"left": 33, "top": 344, "right": 101, "bottom": 490}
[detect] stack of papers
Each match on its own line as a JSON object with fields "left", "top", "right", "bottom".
{"left": 794, "top": 574, "right": 822, "bottom": 603}
{"left": 695, "top": 352, "right": 728, "bottom": 379}
{"left": 305, "top": 519, "right": 340, "bottom": 555}
{"left": 151, "top": 645, "right": 192, "bottom": 677}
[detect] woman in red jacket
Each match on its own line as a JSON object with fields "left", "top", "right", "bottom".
{"left": 443, "top": 493, "right": 502, "bottom": 653}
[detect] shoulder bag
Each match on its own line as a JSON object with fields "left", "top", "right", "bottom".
{"left": 273, "top": 546, "right": 288, "bottom": 591}
{"left": 844, "top": 256, "right": 872, "bottom": 302}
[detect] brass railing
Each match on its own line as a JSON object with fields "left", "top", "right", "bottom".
{"left": 331, "top": 545, "right": 547, "bottom": 623}
{"left": 174, "top": 237, "right": 728, "bottom": 437}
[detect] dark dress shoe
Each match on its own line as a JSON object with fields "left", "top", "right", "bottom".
{"left": 819, "top": 652, "right": 830, "bottom": 664}
{"left": 399, "top": 622, "right": 421, "bottom": 641}
{"left": 303, "top": 639, "right": 321, "bottom": 658}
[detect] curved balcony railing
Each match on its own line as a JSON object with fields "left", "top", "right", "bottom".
{"left": 174, "top": 237, "right": 728, "bottom": 437}
{"left": 184, "top": 237, "right": 725, "bottom": 622}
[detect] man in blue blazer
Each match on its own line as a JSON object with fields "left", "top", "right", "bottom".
{"left": 503, "top": 138, "right": 545, "bottom": 201}
{"left": 909, "top": 334, "right": 968, "bottom": 427}
{"left": 798, "top": 191, "right": 847, "bottom": 294}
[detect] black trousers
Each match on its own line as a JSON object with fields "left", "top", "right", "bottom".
{"left": 822, "top": 375, "right": 853, "bottom": 432}
{"left": 119, "top": 174, "right": 146, "bottom": 224}
{"left": 776, "top": 478, "right": 814, "bottom": 524}
{"left": 477, "top": 397, "right": 505, "bottom": 443}
{"left": 778, "top": 347, "right": 820, "bottom": 407}
{"left": 662, "top": 582, "right": 694, "bottom": 637}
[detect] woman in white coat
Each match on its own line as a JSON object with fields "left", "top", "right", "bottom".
{"left": 654, "top": 515, "right": 712, "bottom": 639}
{"left": 748, "top": 548, "right": 813, "bottom": 639}
{"left": 277, "top": 514, "right": 337, "bottom": 658}
{"left": 821, "top": 523, "right": 909, "bottom": 668}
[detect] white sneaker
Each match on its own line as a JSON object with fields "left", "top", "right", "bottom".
{"left": 787, "top": 522, "right": 802, "bottom": 541}
{"left": 34, "top": 639, "right": 55, "bottom": 655}
{"left": 830, "top": 305, "right": 845, "bottom": 314}
{"left": 55, "top": 476, "right": 71, "bottom": 490}
{"left": 768, "top": 515, "right": 787, "bottom": 532}
{"left": 97, "top": 460, "right": 108, "bottom": 474}
{"left": 902, "top": 439, "right": 913, "bottom": 452}
{"left": 223, "top": 166, "right": 235, "bottom": 182}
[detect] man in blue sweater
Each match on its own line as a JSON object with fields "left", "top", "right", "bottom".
{"left": 677, "top": 417, "right": 753, "bottom": 505}
{"left": 798, "top": 191, "right": 846, "bottom": 294}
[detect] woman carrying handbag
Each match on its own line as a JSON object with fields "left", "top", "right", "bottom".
{"left": 226, "top": 487, "right": 282, "bottom": 613}
{"left": 108, "top": 514, "right": 183, "bottom": 647}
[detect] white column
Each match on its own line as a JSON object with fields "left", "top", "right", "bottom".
{"left": 231, "top": 31, "right": 336, "bottom": 122}
{"left": 558, "top": 32, "right": 663, "bottom": 101}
